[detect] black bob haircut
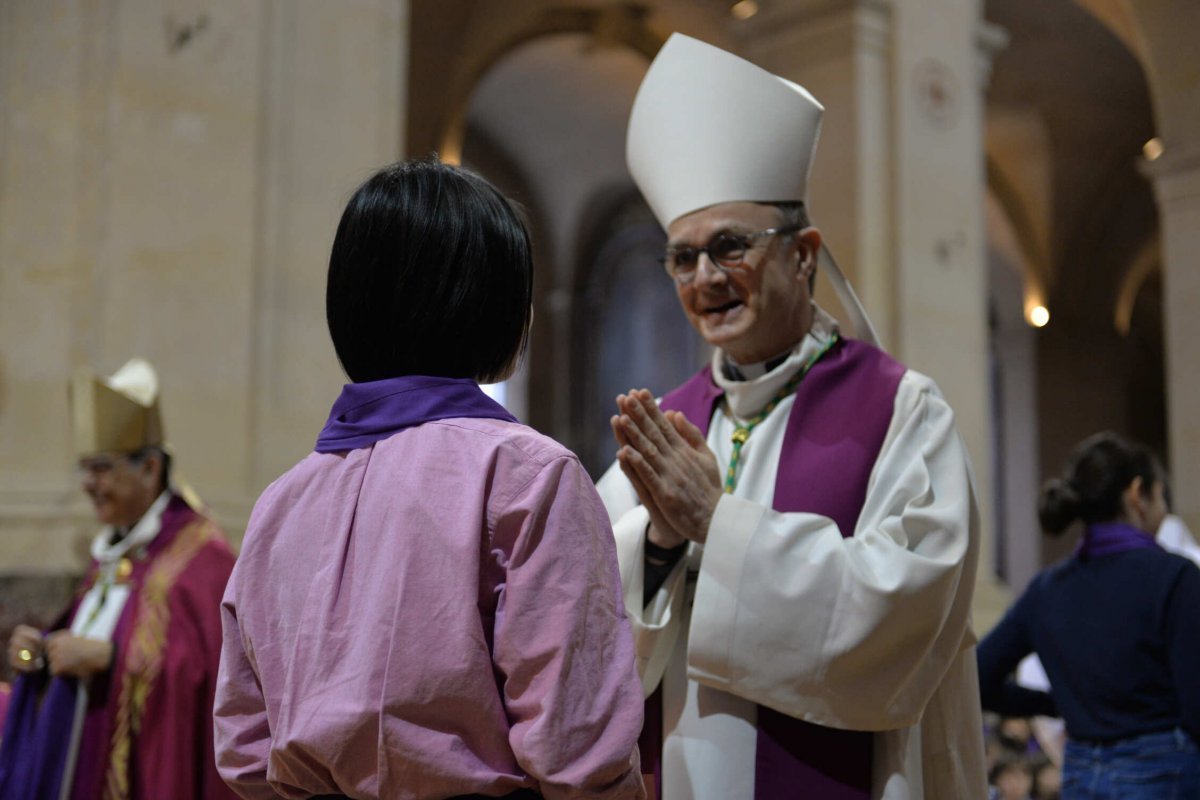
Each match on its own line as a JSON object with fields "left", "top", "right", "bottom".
{"left": 326, "top": 159, "right": 534, "bottom": 384}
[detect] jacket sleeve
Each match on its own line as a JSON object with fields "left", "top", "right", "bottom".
{"left": 684, "top": 373, "right": 980, "bottom": 731}
{"left": 595, "top": 464, "right": 690, "bottom": 700}
{"left": 976, "top": 582, "right": 1058, "bottom": 718}
{"left": 492, "top": 455, "right": 646, "bottom": 800}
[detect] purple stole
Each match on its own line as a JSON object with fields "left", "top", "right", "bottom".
{"left": 648, "top": 337, "right": 906, "bottom": 799}
{"left": 0, "top": 672, "right": 77, "bottom": 799}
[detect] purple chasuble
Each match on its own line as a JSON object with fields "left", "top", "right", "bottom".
{"left": 316, "top": 375, "right": 517, "bottom": 452}
{"left": 0, "top": 496, "right": 220, "bottom": 800}
{"left": 650, "top": 337, "right": 905, "bottom": 799}
{"left": 1076, "top": 522, "right": 1161, "bottom": 560}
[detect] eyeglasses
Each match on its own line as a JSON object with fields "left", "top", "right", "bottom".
{"left": 660, "top": 224, "right": 802, "bottom": 284}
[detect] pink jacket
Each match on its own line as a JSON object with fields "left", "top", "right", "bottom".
{"left": 214, "top": 418, "right": 644, "bottom": 800}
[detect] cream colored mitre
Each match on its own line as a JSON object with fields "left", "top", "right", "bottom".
{"left": 70, "top": 358, "right": 164, "bottom": 457}
{"left": 627, "top": 33, "right": 823, "bottom": 227}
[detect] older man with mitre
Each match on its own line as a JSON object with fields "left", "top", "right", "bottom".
{"left": 597, "top": 35, "right": 987, "bottom": 799}
{"left": 0, "top": 359, "right": 237, "bottom": 800}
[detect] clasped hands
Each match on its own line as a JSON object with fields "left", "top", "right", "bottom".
{"left": 8, "top": 623, "right": 114, "bottom": 678}
{"left": 611, "top": 389, "right": 722, "bottom": 549}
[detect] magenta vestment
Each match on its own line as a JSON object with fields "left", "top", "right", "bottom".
{"left": 215, "top": 413, "right": 645, "bottom": 799}
{"left": 0, "top": 494, "right": 237, "bottom": 800}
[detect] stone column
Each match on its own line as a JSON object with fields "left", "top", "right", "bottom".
{"left": 1145, "top": 153, "right": 1200, "bottom": 534}
{"left": 744, "top": 0, "right": 1010, "bottom": 626}
{"left": 246, "top": 0, "right": 409, "bottom": 496}
{"left": 1129, "top": 0, "right": 1200, "bottom": 536}
{"left": 743, "top": 0, "right": 896, "bottom": 341}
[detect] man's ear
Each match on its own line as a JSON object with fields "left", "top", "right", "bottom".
{"left": 140, "top": 452, "right": 163, "bottom": 487}
{"left": 796, "top": 228, "right": 822, "bottom": 279}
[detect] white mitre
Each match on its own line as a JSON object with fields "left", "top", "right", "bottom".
{"left": 627, "top": 33, "right": 823, "bottom": 226}
{"left": 626, "top": 33, "right": 880, "bottom": 347}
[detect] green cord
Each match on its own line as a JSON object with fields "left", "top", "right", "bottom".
{"left": 723, "top": 334, "right": 840, "bottom": 493}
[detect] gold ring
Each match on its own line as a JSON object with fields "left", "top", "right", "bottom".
{"left": 17, "top": 647, "right": 33, "bottom": 662}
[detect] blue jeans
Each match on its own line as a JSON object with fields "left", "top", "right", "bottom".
{"left": 1063, "top": 728, "right": 1200, "bottom": 799}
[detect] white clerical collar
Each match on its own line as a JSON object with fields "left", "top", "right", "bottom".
{"left": 712, "top": 304, "right": 841, "bottom": 420}
{"left": 90, "top": 490, "right": 172, "bottom": 566}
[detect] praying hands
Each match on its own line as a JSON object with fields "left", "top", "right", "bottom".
{"left": 611, "top": 388, "right": 722, "bottom": 548}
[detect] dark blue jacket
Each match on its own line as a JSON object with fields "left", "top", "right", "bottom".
{"left": 978, "top": 535, "right": 1200, "bottom": 744}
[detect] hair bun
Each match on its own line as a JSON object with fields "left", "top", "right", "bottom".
{"left": 1038, "top": 478, "right": 1082, "bottom": 534}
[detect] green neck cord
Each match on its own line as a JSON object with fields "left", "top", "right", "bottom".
{"left": 722, "top": 333, "right": 840, "bottom": 494}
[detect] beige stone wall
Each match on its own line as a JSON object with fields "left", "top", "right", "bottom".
{"left": 0, "top": 0, "right": 408, "bottom": 574}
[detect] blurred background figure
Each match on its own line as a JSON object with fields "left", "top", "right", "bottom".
{"left": 995, "top": 717, "right": 1037, "bottom": 755}
{"left": 977, "top": 432, "right": 1200, "bottom": 799}
{"left": 0, "top": 359, "right": 237, "bottom": 800}
{"left": 984, "top": 715, "right": 1060, "bottom": 800}
{"left": 989, "top": 751, "right": 1034, "bottom": 800}
{"left": 1012, "top": 478, "right": 1200, "bottom": 769}
{"left": 1031, "top": 756, "right": 1062, "bottom": 800}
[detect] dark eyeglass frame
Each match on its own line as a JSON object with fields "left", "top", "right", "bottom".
{"left": 660, "top": 224, "right": 803, "bottom": 284}
{"left": 76, "top": 451, "right": 146, "bottom": 478}
{"left": 76, "top": 455, "right": 127, "bottom": 478}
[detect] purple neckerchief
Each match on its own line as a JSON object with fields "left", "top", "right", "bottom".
{"left": 644, "top": 337, "right": 906, "bottom": 800}
{"left": 1076, "top": 522, "right": 1161, "bottom": 560}
{"left": 315, "top": 375, "right": 517, "bottom": 453}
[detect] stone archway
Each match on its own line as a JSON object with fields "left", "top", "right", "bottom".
{"left": 407, "top": 1, "right": 736, "bottom": 445}
{"left": 435, "top": 6, "right": 664, "bottom": 165}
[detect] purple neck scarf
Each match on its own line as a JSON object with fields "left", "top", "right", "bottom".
{"left": 315, "top": 375, "right": 516, "bottom": 453}
{"left": 1077, "top": 521, "right": 1161, "bottom": 560}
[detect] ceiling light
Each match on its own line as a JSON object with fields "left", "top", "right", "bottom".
{"left": 731, "top": 1, "right": 759, "bottom": 21}
{"left": 1028, "top": 305, "right": 1050, "bottom": 328}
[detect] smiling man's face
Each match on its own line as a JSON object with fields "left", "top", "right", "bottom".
{"left": 77, "top": 450, "right": 161, "bottom": 529}
{"left": 666, "top": 201, "right": 819, "bottom": 364}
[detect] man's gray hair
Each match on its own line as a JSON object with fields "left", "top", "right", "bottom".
{"left": 129, "top": 445, "right": 172, "bottom": 492}
{"left": 773, "top": 202, "right": 816, "bottom": 291}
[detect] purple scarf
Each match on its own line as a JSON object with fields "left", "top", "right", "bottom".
{"left": 1077, "top": 521, "right": 1161, "bottom": 560}
{"left": 316, "top": 375, "right": 517, "bottom": 453}
{"left": 649, "top": 337, "right": 906, "bottom": 800}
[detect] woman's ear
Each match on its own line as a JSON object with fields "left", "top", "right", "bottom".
{"left": 1122, "top": 476, "right": 1150, "bottom": 525}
